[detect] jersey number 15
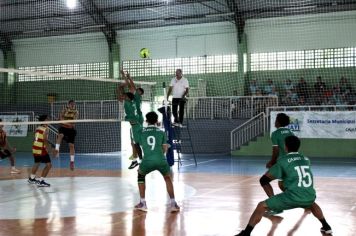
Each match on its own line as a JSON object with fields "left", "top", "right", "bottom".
{"left": 294, "top": 166, "right": 312, "bottom": 188}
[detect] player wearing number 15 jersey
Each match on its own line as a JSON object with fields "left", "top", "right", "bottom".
{"left": 266, "top": 112, "right": 294, "bottom": 168}
{"left": 134, "top": 111, "right": 180, "bottom": 213}
{"left": 234, "top": 136, "right": 332, "bottom": 236}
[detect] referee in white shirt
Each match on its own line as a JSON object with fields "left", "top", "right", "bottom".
{"left": 167, "top": 69, "right": 189, "bottom": 127}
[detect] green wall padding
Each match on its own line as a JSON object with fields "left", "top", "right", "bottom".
{"left": 232, "top": 134, "right": 356, "bottom": 158}
{"left": 7, "top": 132, "right": 34, "bottom": 152}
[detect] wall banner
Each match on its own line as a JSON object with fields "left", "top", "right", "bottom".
{"left": 270, "top": 111, "right": 356, "bottom": 139}
{"left": 0, "top": 115, "right": 29, "bottom": 137}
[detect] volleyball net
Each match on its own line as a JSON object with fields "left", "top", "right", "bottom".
{"left": 0, "top": 68, "right": 156, "bottom": 154}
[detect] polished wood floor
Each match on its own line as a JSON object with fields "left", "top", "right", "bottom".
{"left": 0, "top": 160, "right": 355, "bottom": 236}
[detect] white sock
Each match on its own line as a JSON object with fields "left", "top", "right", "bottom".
{"left": 55, "top": 144, "right": 60, "bottom": 150}
{"left": 11, "top": 166, "right": 16, "bottom": 170}
{"left": 140, "top": 198, "right": 146, "bottom": 203}
{"left": 30, "top": 174, "right": 36, "bottom": 179}
{"left": 170, "top": 198, "right": 176, "bottom": 205}
{"left": 70, "top": 155, "right": 75, "bottom": 162}
{"left": 40, "top": 177, "right": 44, "bottom": 181}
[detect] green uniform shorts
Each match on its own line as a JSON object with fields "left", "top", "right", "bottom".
{"left": 266, "top": 192, "right": 315, "bottom": 212}
{"left": 130, "top": 123, "right": 142, "bottom": 144}
{"left": 139, "top": 160, "right": 170, "bottom": 176}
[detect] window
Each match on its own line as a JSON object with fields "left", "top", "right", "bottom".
{"left": 18, "top": 62, "right": 109, "bottom": 82}
{"left": 250, "top": 47, "right": 356, "bottom": 71}
{"left": 122, "top": 54, "right": 238, "bottom": 76}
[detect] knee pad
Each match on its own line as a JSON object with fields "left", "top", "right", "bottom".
{"left": 138, "top": 173, "right": 145, "bottom": 184}
{"left": 259, "top": 175, "right": 272, "bottom": 186}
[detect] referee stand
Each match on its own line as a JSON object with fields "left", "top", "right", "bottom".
{"left": 171, "top": 105, "right": 197, "bottom": 169}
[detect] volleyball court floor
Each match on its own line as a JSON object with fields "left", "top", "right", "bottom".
{"left": 0, "top": 152, "right": 355, "bottom": 236}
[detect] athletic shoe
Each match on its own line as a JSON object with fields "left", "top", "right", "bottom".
{"left": 70, "top": 161, "right": 75, "bottom": 171}
{"left": 170, "top": 202, "right": 180, "bottom": 212}
{"left": 172, "top": 122, "right": 180, "bottom": 127}
{"left": 128, "top": 155, "right": 135, "bottom": 160}
{"left": 28, "top": 178, "right": 39, "bottom": 184}
{"left": 265, "top": 209, "right": 283, "bottom": 215}
{"left": 37, "top": 180, "right": 50, "bottom": 187}
{"left": 134, "top": 202, "right": 147, "bottom": 212}
{"left": 234, "top": 230, "right": 248, "bottom": 236}
{"left": 128, "top": 160, "right": 139, "bottom": 169}
{"left": 320, "top": 226, "right": 333, "bottom": 234}
{"left": 10, "top": 168, "right": 21, "bottom": 174}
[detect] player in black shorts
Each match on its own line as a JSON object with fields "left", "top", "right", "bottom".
{"left": 54, "top": 100, "right": 78, "bottom": 170}
{"left": 0, "top": 119, "right": 21, "bottom": 174}
{"left": 28, "top": 115, "right": 53, "bottom": 187}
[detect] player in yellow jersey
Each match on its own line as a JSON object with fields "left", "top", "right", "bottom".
{"left": 29, "top": 115, "right": 53, "bottom": 187}
{"left": 54, "top": 100, "right": 79, "bottom": 170}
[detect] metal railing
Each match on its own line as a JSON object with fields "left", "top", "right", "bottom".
{"left": 51, "top": 100, "right": 124, "bottom": 121}
{"left": 231, "top": 112, "right": 266, "bottom": 151}
{"left": 186, "top": 96, "right": 278, "bottom": 119}
{"left": 47, "top": 125, "right": 58, "bottom": 146}
{"left": 50, "top": 96, "right": 278, "bottom": 122}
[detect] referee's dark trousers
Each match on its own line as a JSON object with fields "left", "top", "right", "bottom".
{"left": 172, "top": 98, "right": 186, "bottom": 124}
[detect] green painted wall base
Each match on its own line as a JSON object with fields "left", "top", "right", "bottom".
{"left": 7, "top": 133, "right": 34, "bottom": 153}
{"left": 232, "top": 134, "right": 356, "bottom": 158}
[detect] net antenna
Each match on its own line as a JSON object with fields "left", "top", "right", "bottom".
{"left": 163, "top": 82, "right": 168, "bottom": 114}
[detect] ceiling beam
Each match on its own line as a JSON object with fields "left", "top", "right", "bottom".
{"left": 240, "top": 0, "right": 356, "bottom": 19}
{"left": 78, "top": 0, "right": 116, "bottom": 49}
{"left": 0, "top": 31, "right": 13, "bottom": 52}
{"left": 0, "top": 0, "right": 216, "bottom": 23}
{"left": 225, "top": 0, "right": 244, "bottom": 43}
{"left": 6, "top": 15, "right": 228, "bottom": 39}
{"left": 0, "top": 0, "right": 57, "bottom": 7}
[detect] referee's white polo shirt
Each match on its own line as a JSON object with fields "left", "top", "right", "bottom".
{"left": 170, "top": 77, "right": 189, "bottom": 98}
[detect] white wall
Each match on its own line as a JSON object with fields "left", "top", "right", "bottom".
{"left": 246, "top": 10, "right": 356, "bottom": 53}
{"left": 14, "top": 33, "right": 109, "bottom": 67}
{"left": 10, "top": 10, "right": 356, "bottom": 66}
{"left": 117, "top": 22, "right": 238, "bottom": 60}
{"left": 12, "top": 22, "right": 238, "bottom": 67}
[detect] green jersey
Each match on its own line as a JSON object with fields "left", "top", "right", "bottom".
{"left": 139, "top": 125, "right": 167, "bottom": 161}
{"left": 124, "top": 100, "right": 138, "bottom": 123}
{"left": 271, "top": 127, "right": 294, "bottom": 158}
{"left": 269, "top": 152, "right": 316, "bottom": 202}
{"left": 134, "top": 92, "right": 144, "bottom": 124}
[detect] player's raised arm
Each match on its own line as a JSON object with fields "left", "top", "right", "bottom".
{"left": 126, "top": 73, "right": 136, "bottom": 94}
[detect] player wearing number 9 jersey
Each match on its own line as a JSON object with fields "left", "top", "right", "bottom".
{"left": 234, "top": 136, "right": 332, "bottom": 236}
{"left": 134, "top": 111, "right": 180, "bottom": 213}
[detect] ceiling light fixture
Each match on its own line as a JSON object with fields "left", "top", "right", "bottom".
{"left": 66, "top": 0, "right": 77, "bottom": 9}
